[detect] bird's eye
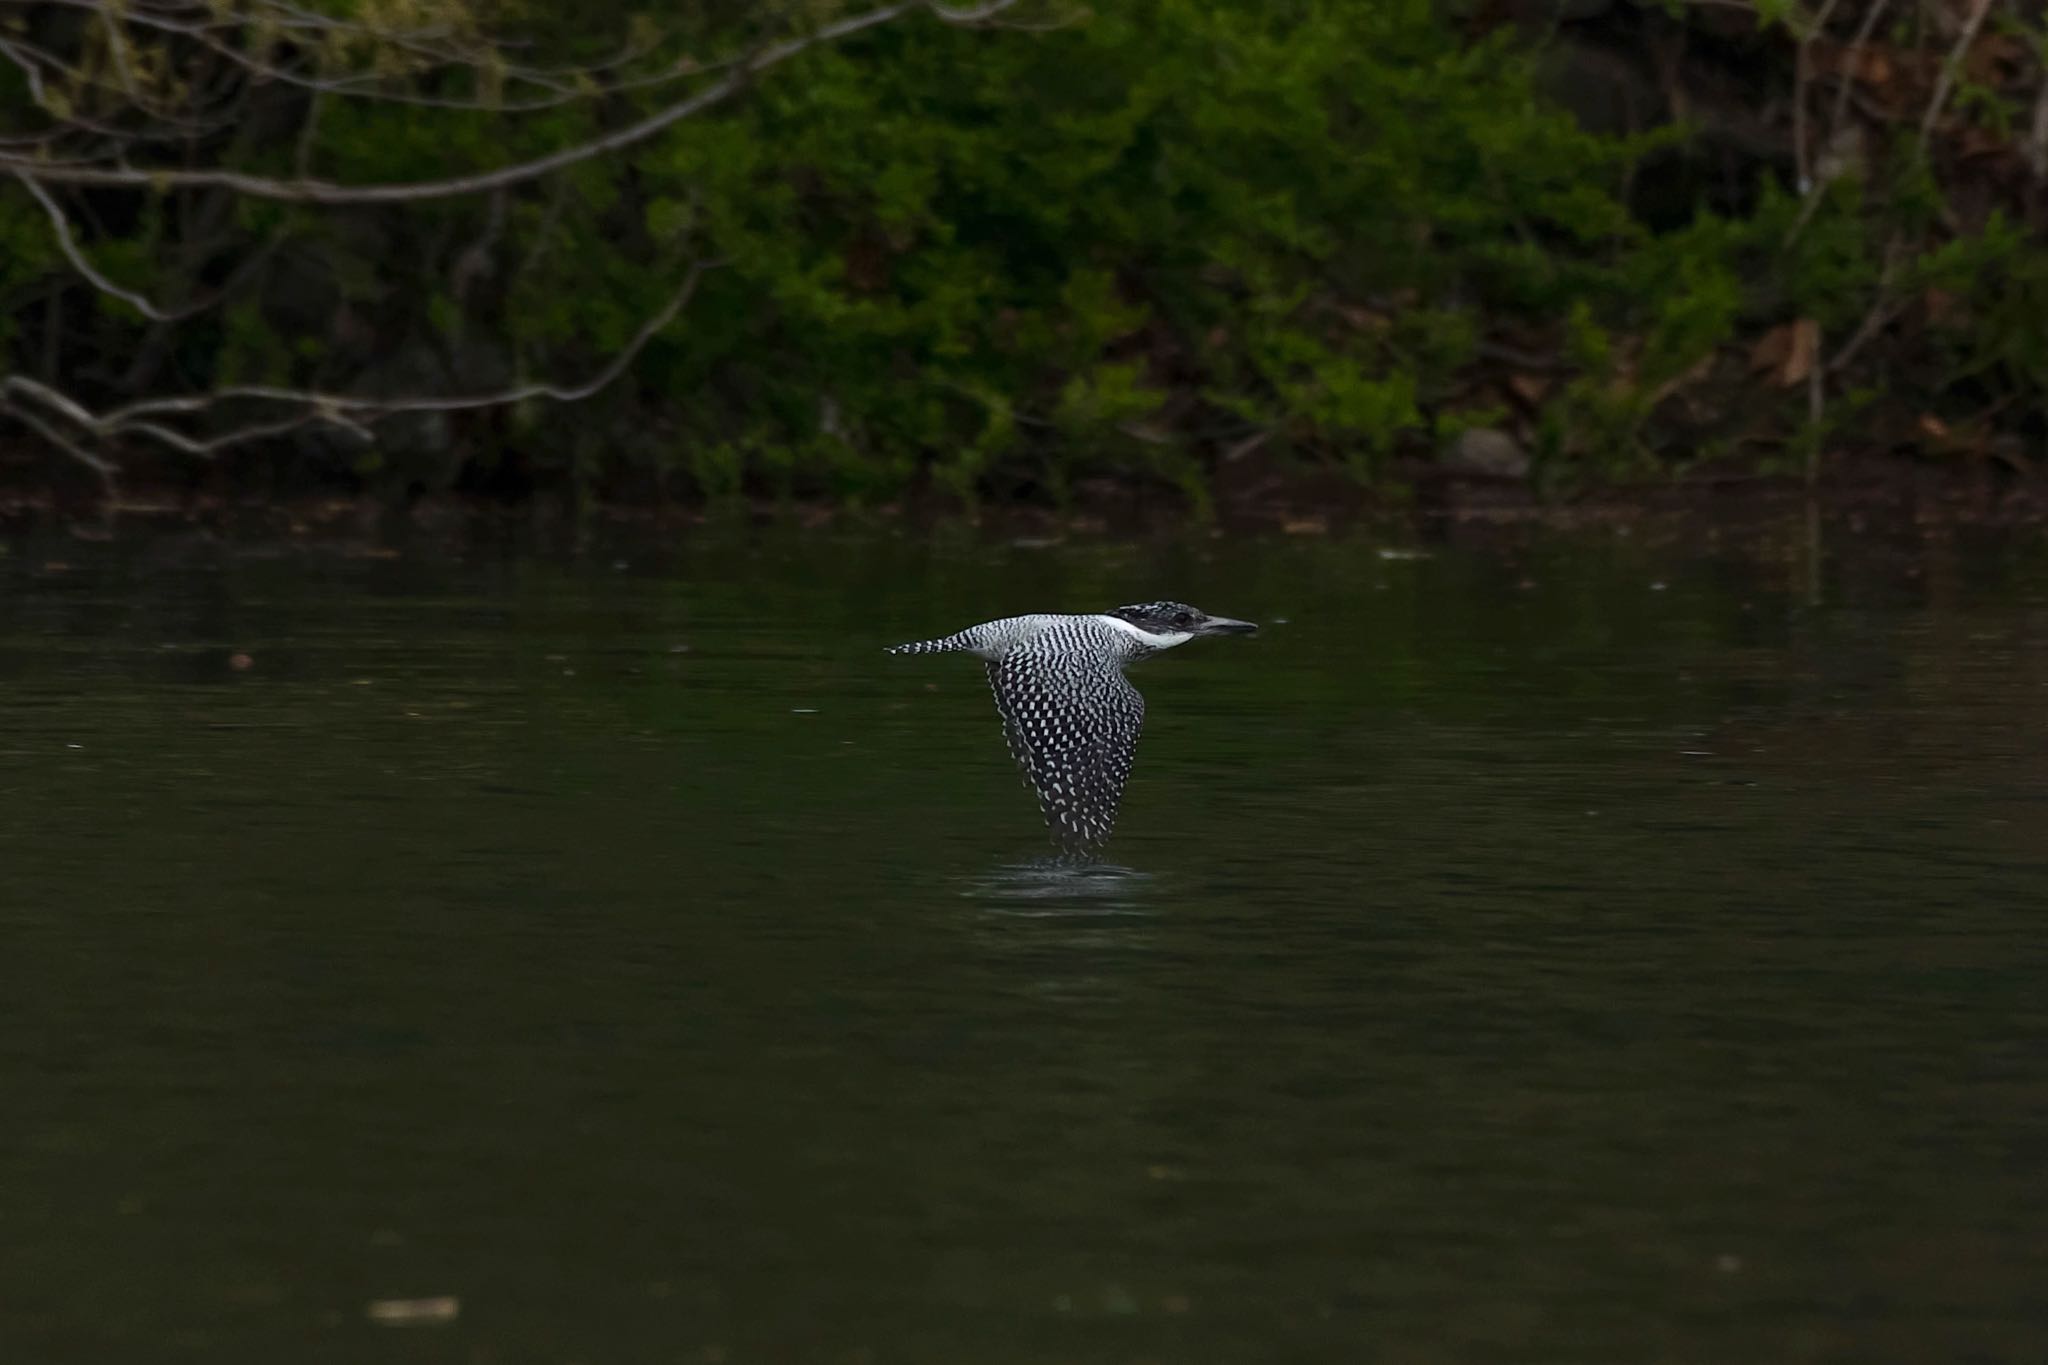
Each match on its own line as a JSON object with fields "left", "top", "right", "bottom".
{"left": 1174, "top": 611, "right": 1193, "bottom": 627}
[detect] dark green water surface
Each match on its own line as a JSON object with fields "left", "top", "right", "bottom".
{"left": 2, "top": 520, "right": 2044, "bottom": 1364}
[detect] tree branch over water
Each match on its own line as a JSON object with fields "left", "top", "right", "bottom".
{"left": 0, "top": 0, "right": 1022, "bottom": 488}
{"left": 0, "top": 2, "right": 972, "bottom": 202}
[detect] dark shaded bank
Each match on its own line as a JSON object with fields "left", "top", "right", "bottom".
{"left": 3, "top": 445, "right": 2043, "bottom": 546}
{"left": 5, "top": 1, "right": 2048, "bottom": 501}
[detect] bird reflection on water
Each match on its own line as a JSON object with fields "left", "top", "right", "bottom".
{"left": 954, "top": 858, "right": 1163, "bottom": 1005}
{"left": 956, "top": 856, "right": 1157, "bottom": 917}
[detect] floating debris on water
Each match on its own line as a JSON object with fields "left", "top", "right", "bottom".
{"left": 366, "top": 1296, "right": 459, "bottom": 1326}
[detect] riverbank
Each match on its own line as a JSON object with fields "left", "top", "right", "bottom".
{"left": 2, "top": 447, "right": 2041, "bottom": 546}
{"left": 7, "top": 3, "right": 2046, "bottom": 514}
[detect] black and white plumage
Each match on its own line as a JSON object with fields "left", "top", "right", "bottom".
{"left": 888, "top": 601, "right": 1258, "bottom": 852}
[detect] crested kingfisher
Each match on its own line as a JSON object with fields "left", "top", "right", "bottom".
{"left": 888, "top": 601, "right": 1258, "bottom": 853}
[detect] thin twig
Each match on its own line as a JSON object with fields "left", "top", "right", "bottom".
{"left": 1827, "top": 235, "right": 1907, "bottom": 373}
{"left": 0, "top": 380, "right": 120, "bottom": 487}
{"left": 1806, "top": 321, "right": 1824, "bottom": 487}
{"left": 3, "top": 257, "right": 718, "bottom": 469}
{"left": 294, "top": 89, "right": 324, "bottom": 178}
{"left": 121, "top": 258, "right": 710, "bottom": 427}
{"left": 11, "top": 172, "right": 221, "bottom": 322}
{"left": 1792, "top": 0, "right": 1848, "bottom": 194}
{"left": 0, "top": 2, "right": 1017, "bottom": 204}
{"left": 2028, "top": 73, "right": 2048, "bottom": 179}
{"left": 1919, "top": 0, "right": 1996, "bottom": 152}
{"left": 1783, "top": 0, "right": 1890, "bottom": 247}
{"left": 31, "top": 0, "right": 697, "bottom": 116}
{"left": 1825, "top": 0, "right": 1891, "bottom": 142}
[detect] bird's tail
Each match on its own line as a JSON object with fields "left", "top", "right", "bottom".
{"left": 885, "top": 632, "right": 969, "bottom": 655}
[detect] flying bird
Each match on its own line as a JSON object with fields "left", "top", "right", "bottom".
{"left": 888, "top": 601, "right": 1258, "bottom": 852}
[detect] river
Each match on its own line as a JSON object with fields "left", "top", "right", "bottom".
{"left": 3, "top": 515, "right": 2043, "bottom": 1362}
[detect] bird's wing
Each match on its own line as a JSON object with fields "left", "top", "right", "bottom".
{"left": 984, "top": 645, "right": 1145, "bottom": 852}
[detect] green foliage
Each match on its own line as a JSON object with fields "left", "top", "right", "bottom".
{"left": 593, "top": 0, "right": 1651, "bottom": 495}
{"left": 7, "top": 0, "right": 2048, "bottom": 499}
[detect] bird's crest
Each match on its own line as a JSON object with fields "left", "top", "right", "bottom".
{"left": 1108, "top": 601, "right": 1201, "bottom": 634}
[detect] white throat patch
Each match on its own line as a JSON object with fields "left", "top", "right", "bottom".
{"left": 1095, "top": 614, "right": 1193, "bottom": 650}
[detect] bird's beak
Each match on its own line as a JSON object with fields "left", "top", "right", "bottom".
{"left": 1198, "top": 616, "right": 1259, "bottom": 636}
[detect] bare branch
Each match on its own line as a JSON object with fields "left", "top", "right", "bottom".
{"left": 0, "top": 377, "right": 120, "bottom": 485}
{"left": 1790, "top": 0, "right": 1847, "bottom": 194}
{"left": 95, "top": 4, "right": 152, "bottom": 112}
{"left": 2030, "top": 77, "right": 2048, "bottom": 181}
{"left": 3, "top": 258, "right": 720, "bottom": 470}
{"left": 0, "top": 0, "right": 1030, "bottom": 495}
{"left": 20, "top": 0, "right": 470, "bottom": 59}
{"left": 1824, "top": 0, "right": 1892, "bottom": 142}
{"left": 1919, "top": 0, "right": 1996, "bottom": 153}
{"left": 117, "top": 256, "right": 716, "bottom": 427}
{"left": 0, "top": 20, "right": 236, "bottom": 138}
{"left": 1782, "top": 0, "right": 1891, "bottom": 246}
{"left": 1827, "top": 234, "right": 1907, "bottom": 373}
{"left": 10, "top": 172, "right": 222, "bottom": 323}
{"left": 927, "top": 0, "right": 1038, "bottom": 21}
{"left": 19, "top": 0, "right": 694, "bottom": 116}
{"left": 0, "top": 1, "right": 1016, "bottom": 204}
{"left": 294, "top": 87, "right": 325, "bottom": 177}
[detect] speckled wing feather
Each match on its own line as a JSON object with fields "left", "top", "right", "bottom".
{"left": 985, "top": 643, "right": 1145, "bottom": 853}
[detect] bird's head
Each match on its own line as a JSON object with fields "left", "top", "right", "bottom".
{"left": 1105, "top": 600, "right": 1259, "bottom": 649}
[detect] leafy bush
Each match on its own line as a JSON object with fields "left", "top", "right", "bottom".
{"left": 5, "top": 0, "right": 2046, "bottom": 500}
